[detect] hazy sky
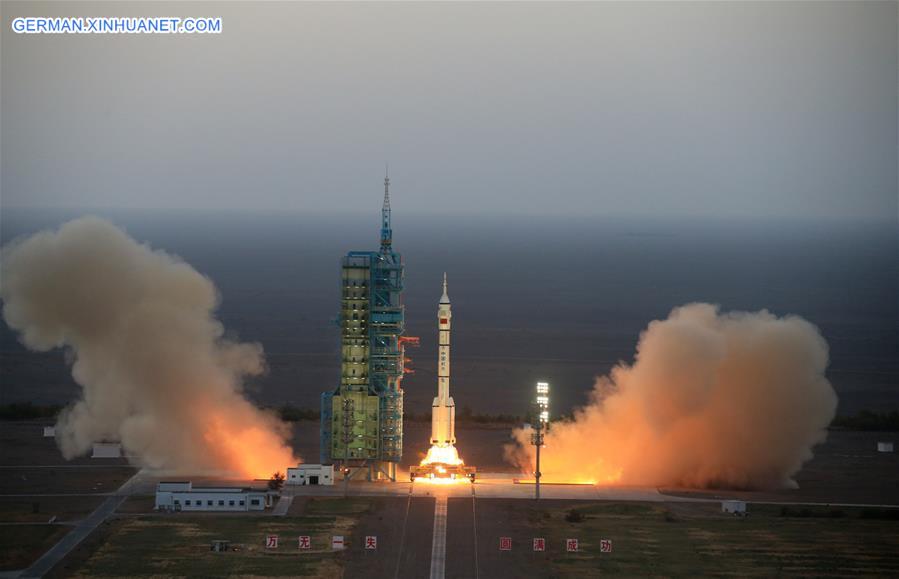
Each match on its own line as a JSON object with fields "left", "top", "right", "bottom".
{"left": 2, "top": 1, "right": 897, "bottom": 220}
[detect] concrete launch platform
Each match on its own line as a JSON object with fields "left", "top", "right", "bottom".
{"left": 127, "top": 471, "right": 682, "bottom": 503}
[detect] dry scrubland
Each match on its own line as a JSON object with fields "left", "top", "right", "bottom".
{"left": 50, "top": 497, "right": 371, "bottom": 578}
{"left": 39, "top": 497, "right": 899, "bottom": 578}
{"left": 0, "top": 421, "right": 138, "bottom": 572}
{"left": 0, "top": 525, "right": 71, "bottom": 571}
{"left": 2, "top": 420, "right": 897, "bottom": 576}
{"left": 460, "top": 500, "right": 899, "bottom": 578}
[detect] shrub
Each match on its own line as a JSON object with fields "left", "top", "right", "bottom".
{"left": 565, "top": 508, "right": 585, "bottom": 523}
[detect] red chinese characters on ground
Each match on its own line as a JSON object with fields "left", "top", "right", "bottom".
{"left": 499, "top": 536, "right": 512, "bottom": 551}
{"left": 298, "top": 535, "right": 311, "bottom": 550}
{"left": 600, "top": 539, "right": 613, "bottom": 553}
{"left": 566, "top": 538, "right": 578, "bottom": 552}
{"left": 365, "top": 535, "right": 378, "bottom": 550}
{"left": 533, "top": 538, "right": 545, "bottom": 552}
{"left": 265, "top": 535, "right": 279, "bottom": 549}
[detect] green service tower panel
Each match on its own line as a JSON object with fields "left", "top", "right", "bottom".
{"left": 320, "top": 173, "right": 405, "bottom": 481}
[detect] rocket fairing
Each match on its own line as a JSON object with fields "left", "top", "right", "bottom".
{"left": 431, "top": 273, "right": 456, "bottom": 446}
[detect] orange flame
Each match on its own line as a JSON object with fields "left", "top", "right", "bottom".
{"left": 415, "top": 444, "right": 469, "bottom": 484}
{"left": 202, "top": 411, "right": 299, "bottom": 479}
{"left": 421, "top": 444, "right": 464, "bottom": 466}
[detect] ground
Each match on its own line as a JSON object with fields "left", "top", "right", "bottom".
{"left": 0, "top": 526, "right": 70, "bottom": 572}
{"left": 0, "top": 492, "right": 105, "bottom": 571}
{"left": 0, "top": 421, "right": 139, "bottom": 574}
{"left": 342, "top": 496, "right": 435, "bottom": 579}
{"left": 0, "top": 496, "right": 105, "bottom": 523}
{"left": 659, "top": 429, "right": 899, "bottom": 506}
{"left": 2, "top": 419, "right": 897, "bottom": 577}
{"left": 37, "top": 497, "right": 899, "bottom": 578}
{"left": 55, "top": 510, "right": 348, "bottom": 577}
{"left": 457, "top": 499, "right": 899, "bottom": 578}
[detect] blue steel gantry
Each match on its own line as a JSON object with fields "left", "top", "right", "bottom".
{"left": 320, "top": 173, "right": 405, "bottom": 481}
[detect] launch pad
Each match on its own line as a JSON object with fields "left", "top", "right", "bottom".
{"left": 410, "top": 457, "right": 477, "bottom": 482}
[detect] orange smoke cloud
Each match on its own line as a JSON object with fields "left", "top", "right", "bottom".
{"left": 1, "top": 217, "right": 298, "bottom": 478}
{"left": 505, "top": 303, "right": 838, "bottom": 490}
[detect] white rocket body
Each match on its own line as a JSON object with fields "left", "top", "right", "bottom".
{"left": 431, "top": 274, "right": 456, "bottom": 446}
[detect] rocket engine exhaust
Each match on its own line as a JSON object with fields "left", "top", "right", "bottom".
{"left": 0, "top": 217, "right": 299, "bottom": 478}
{"left": 505, "top": 303, "right": 838, "bottom": 490}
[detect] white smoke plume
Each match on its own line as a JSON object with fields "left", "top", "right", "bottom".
{"left": 506, "top": 303, "right": 838, "bottom": 489}
{"left": 1, "top": 217, "right": 298, "bottom": 476}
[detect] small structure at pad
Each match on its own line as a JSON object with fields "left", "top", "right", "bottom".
{"left": 722, "top": 500, "right": 747, "bottom": 515}
{"left": 877, "top": 441, "right": 894, "bottom": 453}
{"left": 91, "top": 442, "right": 122, "bottom": 458}
{"left": 287, "top": 464, "right": 335, "bottom": 485}
{"left": 155, "top": 481, "right": 269, "bottom": 512}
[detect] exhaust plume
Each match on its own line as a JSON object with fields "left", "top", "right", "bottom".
{"left": 506, "top": 303, "right": 838, "bottom": 489}
{"left": 1, "top": 217, "right": 298, "bottom": 477}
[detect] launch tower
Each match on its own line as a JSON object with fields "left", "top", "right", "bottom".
{"left": 320, "top": 173, "right": 405, "bottom": 481}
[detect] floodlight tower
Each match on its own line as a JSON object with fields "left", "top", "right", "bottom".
{"left": 532, "top": 381, "right": 550, "bottom": 500}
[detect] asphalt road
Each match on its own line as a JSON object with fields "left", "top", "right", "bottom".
{"left": 445, "top": 495, "right": 479, "bottom": 579}
{"left": 342, "top": 494, "right": 435, "bottom": 579}
{"left": 429, "top": 495, "right": 448, "bottom": 579}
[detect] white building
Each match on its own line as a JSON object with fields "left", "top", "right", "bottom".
{"left": 91, "top": 442, "right": 122, "bottom": 458}
{"left": 42, "top": 426, "right": 55, "bottom": 438}
{"left": 287, "top": 464, "right": 334, "bottom": 486}
{"left": 877, "top": 441, "right": 894, "bottom": 453}
{"left": 155, "top": 482, "right": 269, "bottom": 512}
{"left": 722, "top": 500, "right": 747, "bottom": 515}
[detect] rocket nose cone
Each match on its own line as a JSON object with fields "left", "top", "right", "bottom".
{"left": 440, "top": 273, "right": 450, "bottom": 304}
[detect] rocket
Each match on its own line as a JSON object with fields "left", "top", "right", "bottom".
{"left": 431, "top": 273, "right": 456, "bottom": 446}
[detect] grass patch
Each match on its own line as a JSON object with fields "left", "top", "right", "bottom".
{"left": 115, "top": 495, "right": 156, "bottom": 514}
{"left": 0, "top": 524, "right": 70, "bottom": 571}
{"left": 0, "top": 466, "right": 136, "bottom": 494}
{"left": 0, "top": 496, "right": 105, "bottom": 523}
{"left": 532, "top": 501, "right": 899, "bottom": 577}
{"left": 565, "top": 508, "right": 585, "bottom": 523}
{"left": 779, "top": 506, "right": 847, "bottom": 518}
{"left": 304, "top": 497, "right": 373, "bottom": 516}
{"left": 70, "top": 498, "right": 379, "bottom": 577}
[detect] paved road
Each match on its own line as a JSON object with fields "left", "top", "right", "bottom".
{"left": 445, "top": 492, "right": 479, "bottom": 579}
{"left": 271, "top": 495, "right": 292, "bottom": 516}
{"left": 267, "top": 473, "right": 687, "bottom": 502}
{"left": 20, "top": 471, "right": 143, "bottom": 578}
{"left": 429, "top": 495, "right": 448, "bottom": 579}
{"left": 392, "top": 497, "right": 435, "bottom": 578}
